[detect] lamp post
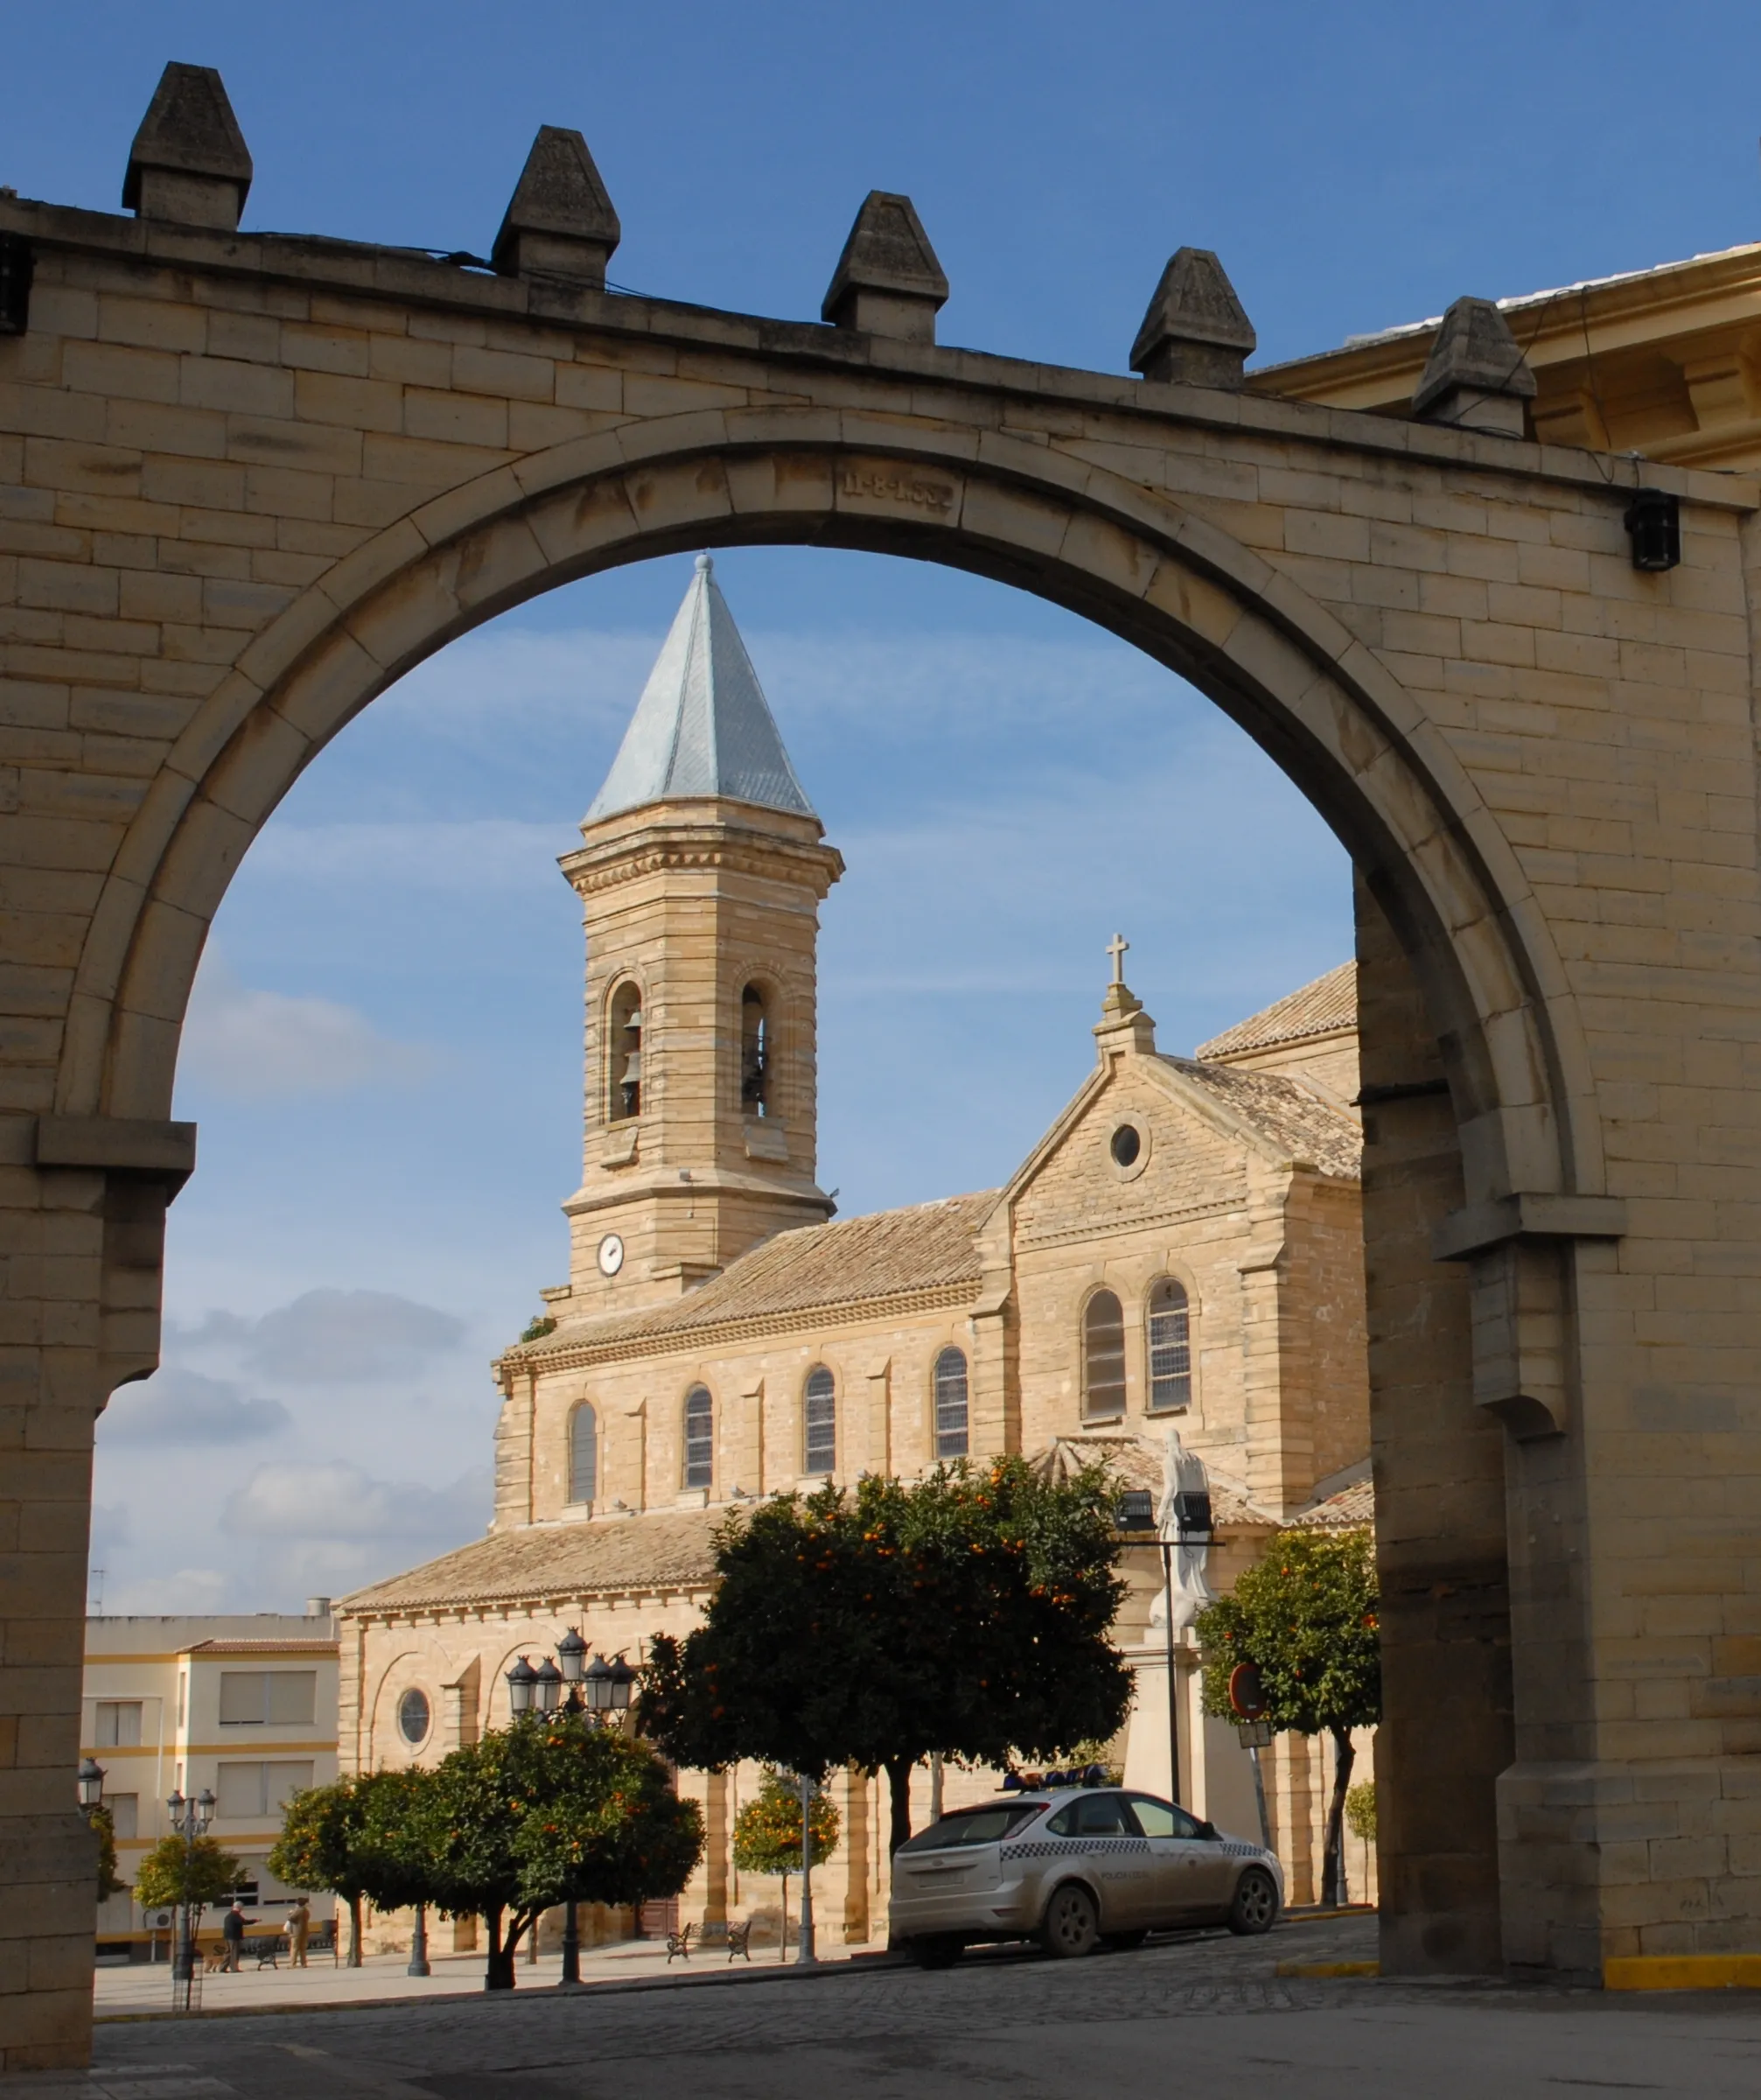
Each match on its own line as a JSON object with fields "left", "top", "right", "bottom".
{"left": 1115, "top": 1451, "right": 1213, "bottom": 1810}
{"left": 503, "top": 1638, "right": 635, "bottom": 1988}
{"left": 795, "top": 1774, "right": 818, "bottom": 1967}
{"left": 166, "top": 1785, "right": 214, "bottom": 2001}
{"left": 77, "top": 1757, "right": 107, "bottom": 1810}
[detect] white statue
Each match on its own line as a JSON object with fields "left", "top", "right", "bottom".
{"left": 1149, "top": 1427, "right": 1214, "bottom": 1633}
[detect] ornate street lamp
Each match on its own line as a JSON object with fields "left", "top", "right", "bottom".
{"left": 77, "top": 1757, "right": 107, "bottom": 1810}
{"left": 557, "top": 1628, "right": 588, "bottom": 1712}
{"left": 584, "top": 1652, "right": 612, "bottom": 1714}
{"left": 534, "top": 1658, "right": 563, "bottom": 1714}
{"left": 167, "top": 1785, "right": 215, "bottom": 1998}
{"left": 507, "top": 1655, "right": 538, "bottom": 1717}
{"left": 606, "top": 1655, "right": 634, "bottom": 1712}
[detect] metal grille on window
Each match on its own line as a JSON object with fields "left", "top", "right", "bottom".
{"left": 1082, "top": 1290, "right": 1127, "bottom": 1420}
{"left": 1148, "top": 1278, "right": 1192, "bottom": 1412}
{"left": 683, "top": 1384, "right": 714, "bottom": 1489}
{"left": 803, "top": 1365, "right": 836, "bottom": 1474}
{"left": 933, "top": 1347, "right": 968, "bottom": 1459}
{"left": 570, "top": 1403, "right": 597, "bottom": 1504}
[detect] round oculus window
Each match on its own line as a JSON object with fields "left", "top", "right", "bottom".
{"left": 397, "top": 1688, "right": 431, "bottom": 1746}
{"left": 1109, "top": 1124, "right": 1143, "bottom": 1168}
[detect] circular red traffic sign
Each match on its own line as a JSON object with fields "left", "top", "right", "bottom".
{"left": 1228, "top": 1661, "right": 1268, "bottom": 1721}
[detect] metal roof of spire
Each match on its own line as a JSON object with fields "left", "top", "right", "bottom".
{"left": 584, "top": 555, "right": 817, "bottom": 825}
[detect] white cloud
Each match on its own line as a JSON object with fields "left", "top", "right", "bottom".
{"left": 178, "top": 958, "right": 429, "bottom": 1102}
{"left": 222, "top": 1460, "right": 487, "bottom": 1544}
{"left": 102, "top": 1568, "right": 230, "bottom": 1616}
{"left": 100, "top": 1368, "right": 290, "bottom": 1446}
{"left": 171, "top": 1289, "right": 468, "bottom": 1383}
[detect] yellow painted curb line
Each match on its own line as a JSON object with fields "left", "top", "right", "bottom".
{"left": 1604, "top": 1955, "right": 1761, "bottom": 1992}
{"left": 1275, "top": 1960, "right": 1380, "bottom": 1979}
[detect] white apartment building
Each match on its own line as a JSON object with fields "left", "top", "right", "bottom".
{"left": 82, "top": 1606, "right": 339, "bottom": 1953}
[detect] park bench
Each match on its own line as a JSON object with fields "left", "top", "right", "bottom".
{"left": 665, "top": 1922, "right": 695, "bottom": 1964}
{"left": 724, "top": 1919, "right": 753, "bottom": 1963}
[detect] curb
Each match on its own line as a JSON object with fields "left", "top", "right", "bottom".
{"left": 94, "top": 1951, "right": 910, "bottom": 2025}
{"left": 1275, "top": 1960, "right": 1380, "bottom": 1980}
{"left": 1603, "top": 1955, "right": 1761, "bottom": 1994}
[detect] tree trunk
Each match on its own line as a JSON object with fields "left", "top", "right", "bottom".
{"left": 1320, "top": 1726, "right": 1355, "bottom": 1908}
{"left": 484, "top": 1905, "right": 515, "bottom": 1991}
{"left": 884, "top": 1756, "right": 916, "bottom": 1858}
{"left": 346, "top": 1894, "right": 363, "bottom": 1969}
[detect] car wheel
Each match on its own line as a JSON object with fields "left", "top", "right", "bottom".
{"left": 1040, "top": 1882, "right": 1101, "bottom": 1959}
{"left": 912, "top": 1935, "right": 962, "bottom": 1970}
{"left": 1099, "top": 1928, "right": 1149, "bottom": 1953}
{"left": 1227, "top": 1866, "right": 1279, "bottom": 1936}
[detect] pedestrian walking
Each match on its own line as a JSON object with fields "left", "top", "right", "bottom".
{"left": 220, "top": 1900, "right": 251, "bottom": 1972}
{"left": 288, "top": 1896, "right": 311, "bottom": 1968}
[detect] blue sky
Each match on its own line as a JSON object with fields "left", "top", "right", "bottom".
{"left": 23, "top": 1, "right": 1757, "bottom": 1612}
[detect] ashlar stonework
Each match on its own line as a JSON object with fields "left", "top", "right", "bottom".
{"left": 5, "top": 54, "right": 1761, "bottom": 2068}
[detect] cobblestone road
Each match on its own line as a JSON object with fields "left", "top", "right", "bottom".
{"left": 10, "top": 1916, "right": 1761, "bottom": 2099}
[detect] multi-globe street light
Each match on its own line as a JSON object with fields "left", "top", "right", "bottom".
{"left": 165, "top": 1784, "right": 216, "bottom": 2002}
{"left": 504, "top": 1634, "right": 636, "bottom": 1984}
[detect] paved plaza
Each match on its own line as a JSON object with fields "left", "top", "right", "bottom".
{"left": 4, "top": 1915, "right": 1757, "bottom": 2097}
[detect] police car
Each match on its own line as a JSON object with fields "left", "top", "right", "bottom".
{"left": 888, "top": 1783, "right": 1282, "bottom": 1969}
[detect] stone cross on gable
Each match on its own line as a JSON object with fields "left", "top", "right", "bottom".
{"left": 1108, "top": 933, "right": 1129, "bottom": 984}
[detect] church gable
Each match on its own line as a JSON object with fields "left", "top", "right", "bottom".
{"left": 1007, "top": 1060, "right": 1252, "bottom": 1254}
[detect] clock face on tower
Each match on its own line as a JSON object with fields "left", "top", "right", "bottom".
{"left": 597, "top": 1233, "right": 625, "bottom": 1278}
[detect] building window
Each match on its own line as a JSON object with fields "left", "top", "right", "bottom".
{"left": 682, "top": 1385, "right": 714, "bottom": 1490}
{"left": 218, "top": 1671, "right": 317, "bottom": 1727}
{"left": 933, "top": 1348, "right": 969, "bottom": 1460}
{"left": 608, "top": 980, "right": 643, "bottom": 1121}
{"left": 397, "top": 1689, "right": 431, "bottom": 1746}
{"left": 570, "top": 1402, "right": 597, "bottom": 1504}
{"left": 1082, "top": 1290, "right": 1127, "bottom": 1421}
{"left": 108, "top": 1794, "right": 139, "bottom": 1841}
{"left": 215, "top": 1760, "right": 315, "bottom": 1820}
{"left": 1148, "top": 1278, "right": 1192, "bottom": 1413}
{"left": 740, "top": 983, "right": 773, "bottom": 1117}
{"left": 94, "top": 1700, "right": 143, "bottom": 1748}
{"left": 803, "top": 1365, "right": 836, "bottom": 1474}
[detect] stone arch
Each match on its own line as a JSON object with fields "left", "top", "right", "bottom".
{"left": 59, "top": 422, "right": 1596, "bottom": 1224}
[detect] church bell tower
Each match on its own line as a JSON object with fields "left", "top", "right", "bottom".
{"left": 556, "top": 556, "right": 842, "bottom": 1313}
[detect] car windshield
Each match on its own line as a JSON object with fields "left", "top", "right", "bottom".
{"left": 897, "top": 1803, "right": 1045, "bottom": 1852}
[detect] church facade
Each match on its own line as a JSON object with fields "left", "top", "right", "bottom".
{"left": 338, "top": 558, "right": 1378, "bottom": 1945}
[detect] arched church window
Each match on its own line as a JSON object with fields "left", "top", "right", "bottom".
{"left": 1082, "top": 1291, "right": 1127, "bottom": 1421}
{"left": 803, "top": 1366, "right": 836, "bottom": 1475}
{"left": 933, "top": 1348, "right": 969, "bottom": 1460}
{"left": 683, "top": 1385, "right": 714, "bottom": 1490}
{"left": 1147, "top": 1278, "right": 1192, "bottom": 1413}
{"left": 608, "top": 981, "right": 643, "bottom": 1122}
{"left": 740, "top": 984, "right": 772, "bottom": 1117}
{"left": 570, "top": 1403, "right": 597, "bottom": 1505}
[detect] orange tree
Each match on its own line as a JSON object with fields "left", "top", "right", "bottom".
{"left": 134, "top": 1834, "right": 241, "bottom": 1934}
{"left": 417, "top": 1713, "right": 703, "bottom": 1991}
{"left": 1195, "top": 1525, "right": 1380, "bottom": 1906}
{"left": 269, "top": 1771, "right": 429, "bottom": 1967}
{"left": 640, "top": 1459, "right": 1130, "bottom": 1857}
{"left": 730, "top": 1768, "right": 839, "bottom": 1960}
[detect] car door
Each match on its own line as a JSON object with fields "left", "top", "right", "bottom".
{"left": 1045, "top": 1793, "right": 1154, "bottom": 1928}
{"left": 1127, "top": 1794, "right": 1233, "bottom": 1923}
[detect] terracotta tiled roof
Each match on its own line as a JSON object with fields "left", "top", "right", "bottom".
{"left": 1194, "top": 962, "right": 1357, "bottom": 1062}
{"left": 507, "top": 1192, "right": 996, "bottom": 1369}
{"left": 1025, "top": 1435, "right": 1275, "bottom": 1530}
{"left": 181, "top": 1639, "right": 337, "bottom": 1655}
{"left": 1160, "top": 1059, "right": 1361, "bottom": 1180}
{"left": 340, "top": 1505, "right": 730, "bottom": 1618}
{"left": 1288, "top": 1465, "right": 1374, "bottom": 1530}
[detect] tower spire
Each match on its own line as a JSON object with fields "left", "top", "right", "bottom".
{"left": 584, "top": 556, "right": 816, "bottom": 827}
